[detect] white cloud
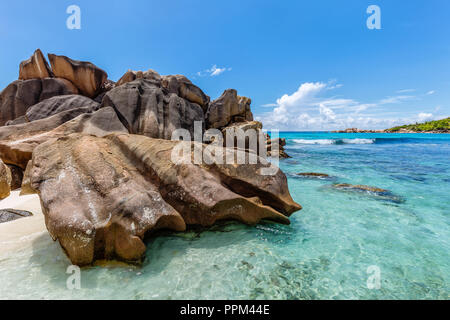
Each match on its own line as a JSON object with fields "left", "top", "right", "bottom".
{"left": 397, "top": 89, "right": 416, "bottom": 93}
{"left": 257, "top": 81, "right": 441, "bottom": 131}
{"left": 417, "top": 112, "right": 433, "bottom": 122}
{"left": 197, "top": 65, "right": 232, "bottom": 77}
{"left": 426, "top": 90, "right": 436, "bottom": 95}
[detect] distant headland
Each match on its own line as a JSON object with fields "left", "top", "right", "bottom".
{"left": 333, "top": 117, "right": 450, "bottom": 134}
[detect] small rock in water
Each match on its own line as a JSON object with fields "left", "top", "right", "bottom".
{"left": 0, "top": 209, "right": 33, "bottom": 223}
{"left": 297, "top": 172, "right": 331, "bottom": 179}
{"left": 330, "top": 183, "right": 405, "bottom": 203}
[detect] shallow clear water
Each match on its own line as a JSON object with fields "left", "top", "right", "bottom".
{"left": 1, "top": 132, "right": 449, "bottom": 299}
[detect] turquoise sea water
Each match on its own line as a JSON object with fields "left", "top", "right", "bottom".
{"left": 1, "top": 132, "right": 449, "bottom": 299}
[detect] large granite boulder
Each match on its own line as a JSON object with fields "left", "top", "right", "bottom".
{"left": 161, "top": 75, "right": 210, "bottom": 111}
{"left": 0, "top": 159, "right": 11, "bottom": 199}
{"left": 25, "top": 95, "right": 99, "bottom": 123}
{"left": 19, "top": 49, "right": 53, "bottom": 80}
{"left": 116, "top": 69, "right": 162, "bottom": 86}
{"left": 25, "top": 133, "right": 301, "bottom": 265}
{"left": 0, "top": 78, "right": 79, "bottom": 126}
{"left": 116, "top": 70, "right": 210, "bottom": 111}
{"left": 0, "top": 107, "right": 127, "bottom": 169}
{"left": 48, "top": 54, "right": 107, "bottom": 98}
{"left": 7, "top": 164, "right": 23, "bottom": 190}
{"left": 206, "top": 89, "right": 253, "bottom": 129}
{"left": 101, "top": 79, "right": 204, "bottom": 139}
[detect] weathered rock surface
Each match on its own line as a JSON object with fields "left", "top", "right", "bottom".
{"left": 116, "top": 70, "right": 210, "bottom": 111}
{"left": 330, "top": 183, "right": 404, "bottom": 203}
{"left": 7, "top": 164, "right": 23, "bottom": 190}
{"left": 25, "top": 95, "right": 99, "bottom": 123}
{"left": 48, "top": 54, "right": 107, "bottom": 98}
{"left": 0, "top": 107, "right": 127, "bottom": 169}
{"left": 0, "top": 159, "right": 11, "bottom": 199}
{"left": 0, "top": 78, "right": 79, "bottom": 126}
{"left": 161, "top": 75, "right": 210, "bottom": 111}
{"left": 116, "top": 69, "right": 162, "bottom": 86}
{"left": 0, "top": 209, "right": 33, "bottom": 224}
{"left": 297, "top": 172, "right": 331, "bottom": 178}
{"left": 26, "top": 133, "right": 301, "bottom": 265}
{"left": 206, "top": 89, "right": 253, "bottom": 129}
{"left": 101, "top": 79, "right": 204, "bottom": 139}
{"left": 19, "top": 49, "right": 53, "bottom": 80}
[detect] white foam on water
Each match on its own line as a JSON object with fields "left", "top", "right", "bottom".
{"left": 292, "top": 138, "right": 375, "bottom": 145}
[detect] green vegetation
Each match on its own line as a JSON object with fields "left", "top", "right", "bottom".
{"left": 386, "top": 117, "right": 450, "bottom": 133}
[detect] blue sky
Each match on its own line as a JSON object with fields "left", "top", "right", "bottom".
{"left": 1, "top": 0, "right": 449, "bottom": 130}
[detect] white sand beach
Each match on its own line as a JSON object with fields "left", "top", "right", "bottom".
{"left": 0, "top": 190, "right": 50, "bottom": 258}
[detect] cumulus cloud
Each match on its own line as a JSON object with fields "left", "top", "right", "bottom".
{"left": 417, "top": 112, "right": 433, "bottom": 122}
{"left": 197, "top": 65, "right": 232, "bottom": 77}
{"left": 257, "top": 81, "right": 442, "bottom": 131}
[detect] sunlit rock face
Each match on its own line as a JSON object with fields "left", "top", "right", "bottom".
{"left": 25, "top": 133, "right": 300, "bottom": 266}
{"left": 48, "top": 53, "right": 107, "bottom": 98}
{"left": 101, "top": 79, "right": 205, "bottom": 139}
{"left": 19, "top": 49, "right": 54, "bottom": 80}
{"left": 0, "top": 48, "right": 300, "bottom": 267}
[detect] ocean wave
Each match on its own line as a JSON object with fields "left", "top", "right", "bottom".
{"left": 292, "top": 138, "right": 375, "bottom": 145}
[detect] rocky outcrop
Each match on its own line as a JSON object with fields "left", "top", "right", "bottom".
{"left": 266, "top": 137, "right": 290, "bottom": 159}
{"left": 161, "top": 75, "right": 210, "bottom": 111}
{"left": 0, "top": 159, "right": 11, "bottom": 199}
{"left": 0, "top": 107, "right": 127, "bottom": 169}
{"left": 101, "top": 79, "right": 204, "bottom": 139}
{"left": 221, "top": 121, "right": 290, "bottom": 158}
{"left": 0, "top": 48, "right": 302, "bottom": 267}
{"left": 7, "top": 164, "right": 23, "bottom": 190}
{"left": 206, "top": 89, "right": 253, "bottom": 129}
{"left": 116, "top": 69, "right": 162, "bottom": 86}
{"left": 116, "top": 70, "right": 210, "bottom": 111}
{"left": 19, "top": 49, "right": 53, "bottom": 80}
{"left": 48, "top": 54, "right": 107, "bottom": 98}
{"left": 24, "top": 95, "right": 99, "bottom": 123}
{"left": 0, "top": 78, "right": 79, "bottom": 126}
{"left": 0, "top": 209, "right": 33, "bottom": 224}
{"left": 25, "top": 133, "right": 300, "bottom": 265}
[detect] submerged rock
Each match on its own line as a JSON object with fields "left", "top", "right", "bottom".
{"left": 297, "top": 172, "right": 331, "bottom": 179}
{"left": 330, "top": 183, "right": 404, "bottom": 203}
{"left": 0, "top": 209, "right": 33, "bottom": 224}
{"left": 332, "top": 183, "right": 388, "bottom": 193}
{"left": 25, "top": 133, "right": 301, "bottom": 265}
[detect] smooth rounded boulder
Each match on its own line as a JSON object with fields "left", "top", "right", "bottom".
{"left": 25, "top": 95, "right": 99, "bottom": 122}
{"left": 101, "top": 78, "right": 204, "bottom": 139}
{"left": 0, "top": 78, "right": 79, "bottom": 126}
{"left": 48, "top": 53, "right": 107, "bottom": 98}
{"left": 206, "top": 89, "right": 254, "bottom": 129}
{"left": 26, "top": 133, "right": 301, "bottom": 265}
